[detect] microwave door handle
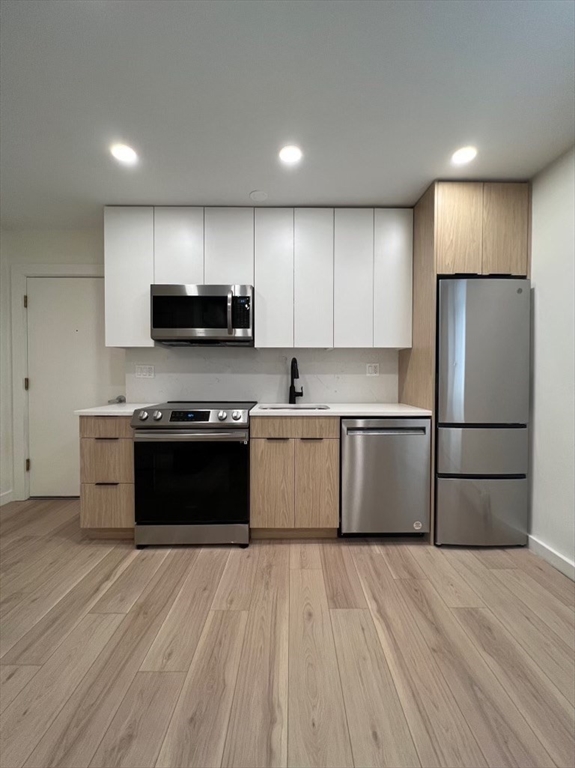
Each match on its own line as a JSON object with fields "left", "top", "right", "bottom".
{"left": 227, "top": 291, "right": 233, "bottom": 335}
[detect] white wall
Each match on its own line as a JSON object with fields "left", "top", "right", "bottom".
{"left": 126, "top": 347, "right": 399, "bottom": 404}
{"left": 0, "top": 228, "right": 104, "bottom": 504}
{"left": 530, "top": 146, "right": 575, "bottom": 575}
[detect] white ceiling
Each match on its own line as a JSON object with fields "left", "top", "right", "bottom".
{"left": 1, "top": 0, "right": 574, "bottom": 229}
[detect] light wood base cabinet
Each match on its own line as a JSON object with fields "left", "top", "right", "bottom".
{"left": 79, "top": 416, "right": 134, "bottom": 535}
{"left": 250, "top": 418, "right": 340, "bottom": 535}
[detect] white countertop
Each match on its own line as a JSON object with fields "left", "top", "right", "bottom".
{"left": 75, "top": 402, "right": 431, "bottom": 418}
{"left": 250, "top": 403, "right": 431, "bottom": 417}
{"left": 74, "top": 403, "right": 153, "bottom": 416}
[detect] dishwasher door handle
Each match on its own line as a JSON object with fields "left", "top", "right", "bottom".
{"left": 345, "top": 428, "right": 427, "bottom": 437}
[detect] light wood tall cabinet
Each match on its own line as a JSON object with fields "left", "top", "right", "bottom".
{"left": 250, "top": 417, "right": 340, "bottom": 533}
{"left": 399, "top": 179, "right": 531, "bottom": 534}
{"left": 79, "top": 416, "right": 134, "bottom": 536}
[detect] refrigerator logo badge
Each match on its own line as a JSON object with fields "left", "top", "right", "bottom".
{"left": 413, "top": 521, "right": 422, "bottom": 531}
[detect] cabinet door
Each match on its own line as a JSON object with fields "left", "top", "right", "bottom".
{"left": 374, "top": 208, "right": 413, "bottom": 348}
{"left": 482, "top": 183, "right": 529, "bottom": 276}
{"left": 294, "top": 208, "right": 334, "bottom": 347}
{"left": 104, "top": 207, "right": 154, "bottom": 347}
{"left": 294, "top": 439, "right": 339, "bottom": 528}
{"left": 250, "top": 439, "right": 294, "bottom": 528}
{"left": 334, "top": 209, "right": 374, "bottom": 347}
{"left": 154, "top": 207, "right": 204, "bottom": 284}
{"left": 255, "top": 208, "right": 294, "bottom": 347}
{"left": 435, "top": 182, "right": 483, "bottom": 274}
{"left": 204, "top": 207, "right": 254, "bottom": 284}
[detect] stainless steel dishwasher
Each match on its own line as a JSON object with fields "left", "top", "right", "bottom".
{"left": 341, "top": 418, "right": 431, "bottom": 534}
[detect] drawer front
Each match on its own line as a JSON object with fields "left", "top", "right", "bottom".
{"left": 81, "top": 483, "right": 134, "bottom": 528}
{"left": 251, "top": 417, "right": 339, "bottom": 439}
{"left": 80, "top": 416, "right": 133, "bottom": 439}
{"left": 436, "top": 477, "right": 527, "bottom": 546}
{"left": 81, "top": 438, "right": 134, "bottom": 483}
{"left": 437, "top": 427, "right": 528, "bottom": 476}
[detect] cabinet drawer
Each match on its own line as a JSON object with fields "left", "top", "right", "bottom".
{"left": 81, "top": 438, "right": 134, "bottom": 483}
{"left": 80, "top": 416, "right": 133, "bottom": 439}
{"left": 251, "top": 417, "right": 339, "bottom": 439}
{"left": 80, "top": 483, "right": 134, "bottom": 529}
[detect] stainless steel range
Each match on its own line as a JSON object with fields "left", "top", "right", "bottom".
{"left": 131, "top": 401, "right": 256, "bottom": 547}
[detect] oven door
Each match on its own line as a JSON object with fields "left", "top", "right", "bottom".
{"left": 150, "top": 284, "right": 253, "bottom": 343}
{"left": 134, "top": 430, "right": 249, "bottom": 527}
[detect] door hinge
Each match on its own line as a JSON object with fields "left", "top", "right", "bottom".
{"left": 24, "top": 378, "right": 29, "bottom": 390}
{"left": 24, "top": 295, "right": 28, "bottom": 308}
{"left": 25, "top": 458, "right": 30, "bottom": 472}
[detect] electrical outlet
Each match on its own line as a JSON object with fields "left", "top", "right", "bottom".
{"left": 366, "top": 363, "right": 379, "bottom": 377}
{"left": 135, "top": 365, "right": 155, "bottom": 379}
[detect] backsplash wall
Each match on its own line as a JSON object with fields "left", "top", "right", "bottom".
{"left": 126, "top": 348, "right": 399, "bottom": 403}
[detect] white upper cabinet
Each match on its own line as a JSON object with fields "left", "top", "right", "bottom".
{"left": 334, "top": 209, "right": 374, "bottom": 347}
{"left": 104, "top": 207, "right": 154, "bottom": 347}
{"left": 204, "top": 207, "right": 254, "bottom": 285}
{"left": 294, "top": 209, "right": 334, "bottom": 348}
{"left": 255, "top": 208, "right": 294, "bottom": 348}
{"left": 374, "top": 209, "right": 413, "bottom": 348}
{"left": 154, "top": 207, "right": 204, "bottom": 284}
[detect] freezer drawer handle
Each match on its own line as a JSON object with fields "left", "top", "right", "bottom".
{"left": 346, "top": 428, "right": 426, "bottom": 436}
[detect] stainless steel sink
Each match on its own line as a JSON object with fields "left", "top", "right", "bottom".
{"left": 258, "top": 404, "right": 330, "bottom": 410}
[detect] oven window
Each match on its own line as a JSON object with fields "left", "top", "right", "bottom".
{"left": 153, "top": 295, "right": 227, "bottom": 329}
{"left": 134, "top": 440, "right": 249, "bottom": 526}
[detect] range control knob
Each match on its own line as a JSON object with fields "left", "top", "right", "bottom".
{"left": 232, "top": 410, "right": 242, "bottom": 421}
{"left": 217, "top": 410, "right": 228, "bottom": 421}
{"left": 153, "top": 410, "right": 163, "bottom": 421}
{"left": 138, "top": 411, "right": 149, "bottom": 421}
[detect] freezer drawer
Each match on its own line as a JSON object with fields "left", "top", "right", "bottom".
{"left": 437, "top": 427, "right": 528, "bottom": 476}
{"left": 437, "top": 278, "right": 530, "bottom": 425}
{"left": 436, "top": 477, "right": 528, "bottom": 546}
{"left": 341, "top": 418, "right": 431, "bottom": 534}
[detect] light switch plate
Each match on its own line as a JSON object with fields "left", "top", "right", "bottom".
{"left": 135, "top": 364, "right": 155, "bottom": 379}
{"left": 366, "top": 363, "right": 379, "bottom": 377}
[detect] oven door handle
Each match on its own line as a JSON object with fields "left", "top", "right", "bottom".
{"left": 227, "top": 291, "right": 233, "bottom": 335}
{"left": 134, "top": 430, "right": 249, "bottom": 442}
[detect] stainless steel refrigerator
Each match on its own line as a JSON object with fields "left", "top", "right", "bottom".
{"left": 436, "top": 277, "right": 530, "bottom": 546}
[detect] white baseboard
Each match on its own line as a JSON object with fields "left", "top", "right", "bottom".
{"left": 528, "top": 535, "right": 575, "bottom": 581}
{"left": 0, "top": 489, "right": 14, "bottom": 507}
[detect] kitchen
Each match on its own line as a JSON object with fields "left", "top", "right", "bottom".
{"left": 1, "top": 2, "right": 574, "bottom": 767}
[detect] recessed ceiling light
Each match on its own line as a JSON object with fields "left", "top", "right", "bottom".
{"left": 250, "top": 190, "right": 268, "bottom": 202}
{"left": 110, "top": 143, "right": 138, "bottom": 165}
{"left": 279, "top": 145, "right": 303, "bottom": 165}
{"left": 451, "top": 146, "right": 478, "bottom": 166}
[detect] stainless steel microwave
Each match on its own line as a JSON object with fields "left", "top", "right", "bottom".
{"left": 150, "top": 285, "right": 254, "bottom": 345}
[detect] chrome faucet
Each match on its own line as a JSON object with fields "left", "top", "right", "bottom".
{"left": 289, "top": 357, "right": 303, "bottom": 405}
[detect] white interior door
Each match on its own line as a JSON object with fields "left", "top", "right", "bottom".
{"left": 27, "top": 277, "right": 125, "bottom": 496}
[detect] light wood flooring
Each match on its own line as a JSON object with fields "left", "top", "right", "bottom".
{"left": 1, "top": 498, "right": 574, "bottom": 768}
